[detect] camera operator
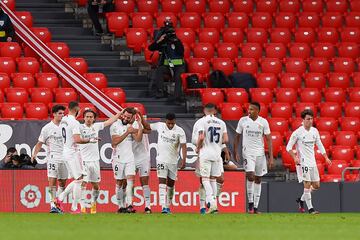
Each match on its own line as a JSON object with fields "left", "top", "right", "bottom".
{"left": 148, "top": 20, "right": 186, "bottom": 104}
{"left": 87, "top": 0, "right": 114, "bottom": 36}
{"left": 9, "top": 153, "right": 36, "bottom": 169}
{"left": 0, "top": 147, "right": 17, "bottom": 168}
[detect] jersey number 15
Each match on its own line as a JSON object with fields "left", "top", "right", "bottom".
{"left": 208, "top": 127, "right": 220, "bottom": 143}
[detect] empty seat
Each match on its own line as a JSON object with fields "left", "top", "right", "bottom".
{"left": 211, "top": 58, "right": 234, "bottom": 76}
{"left": 200, "top": 88, "right": 224, "bottom": 106}
{"left": 333, "top": 58, "right": 355, "bottom": 74}
{"left": 279, "top": 0, "right": 300, "bottom": 13}
{"left": 281, "top": 147, "right": 296, "bottom": 171}
{"left": 289, "top": 43, "right": 311, "bottom": 59}
{"left": 331, "top": 146, "right": 354, "bottom": 163}
{"left": 256, "top": 73, "right": 278, "bottom": 89}
{"left": 260, "top": 58, "right": 282, "bottom": 75}
{"left": 313, "top": 43, "right": 335, "bottom": 59}
{"left": 5, "top": 88, "right": 28, "bottom": 105}
{"left": 226, "top": 12, "right": 249, "bottom": 29}
{"left": 0, "top": 73, "right": 10, "bottom": 91}
{"left": 351, "top": 0, "right": 360, "bottom": 11}
{"left": 193, "top": 42, "right": 215, "bottom": 60}
{"left": 319, "top": 102, "right": 342, "bottom": 118}
{"left": 65, "top": 58, "right": 88, "bottom": 75}
{"left": 31, "top": 27, "right": 52, "bottom": 43}
{"left": 341, "top": 27, "right": 360, "bottom": 43}
{"left": 222, "top": 28, "right": 244, "bottom": 45}
{"left": 220, "top": 102, "right": 243, "bottom": 120}
{"left": 0, "top": 58, "right": 16, "bottom": 76}
{"left": 240, "top": 43, "right": 263, "bottom": 59}
{"left": 328, "top": 73, "right": 350, "bottom": 89}
{"left": 294, "top": 28, "right": 316, "bottom": 44}
{"left": 268, "top": 118, "right": 289, "bottom": 132}
{"left": 299, "top": 88, "right": 322, "bottom": 104}
{"left": 161, "top": 0, "right": 183, "bottom": 14}
{"left": 323, "top": 87, "right": 346, "bottom": 104}
{"left": 290, "top": 117, "right": 303, "bottom": 130}
{"left": 308, "top": 58, "right": 330, "bottom": 74}
{"left": 114, "top": 0, "right": 135, "bottom": 13}
{"left": 321, "top": 12, "right": 343, "bottom": 28}
{"left": 315, "top": 117, "right": 338, "bottom": 133}
{"left": 11, "top": 73, "right": 35, "bottom": 90}
{"left": 269, "top": 28, "right": 292, "bottom": 45}
{"left": 335, "top": 131, "right": 358, "bottom": 147}
{"left": 216, "top": 43, "right": 238, "bottom": 60}
{"left": 125, "top": 28, "right": 147, "bottom": 53}
{"left": 353, "top": 72, "right": 360, "bottom": 87}
{"left": 24, "top": 103, "right": 48, "bottom": 119}
{"left": 345, "top": 12, "right": 360, "bottom": 27}
{"left": 319, "top": 131, "right": 334, "bottom": 150}
{"left": 251, "top": 12, "right": 273, "bottom": 29}
{"left": 209, "top": 0, "right": 230, "bottom": 14}
{"left": 0, "top": 102, "right": 23, "bottom": 119}
{"left": 327, "top": 160, "right": 349, "bottom": 177}
{"left": 338, "top": 42, "right": 359, "bottom": 59}
{"left": 187, "top": 58, "right": 210, "bottom": 78}
{"left": 179, "top": 12, "right": 201, "bottom": 29}
{"left": 280, "top": 73, "right": 302, "bottom": 89}
{"left": 270, "top": 103, "right": 292, "bottom": 118}
{"left": 275, "top": 12, "right": 296, "bottom": 28}
{"left": 16, "top": 57, "right": 40, "bottom": 74}
{"left": 0, "top": 42, "right": 21, "bottom": 60}
{"left": 2, "top": 0, "right": 16, "bottom": 11}
{"left": 224, "top": 88, "right": 249, "bottom": 103}
{"left": 233, "top": 0, "right": 254, "bottom": 13}
{"left": 83, "top": 73, "right": 108, "bottom": 90}
{"left": 345, "top": 102, "right": 360, "bottom": 117}
{"left": 198, "top": 28, "right": 220, "bottom": 45}
{"left": 275, "top": 88, "right": 298, "bottom": 104}
{"left": 30, "top": 88, "right": 53, "bottom": 105}
{"left": 326, "top": 0, "right": 348, "bottom": 12}
{"left": 298, "top": 12, "right": 320, "bottom": 28}
{"left": 264, "top": 43, "right": 287, "bottom": 59}
{"left": 156, "top": 12, "right": 178, "bottom": 27}
{"left": 256, "top": 0, "right": 277, "bottom": 13}
{"left": 235, "top": 58, "right": 258, "bottom": 74}
{"left": 349, "top": 88, "right": 360, "bottom": 102}
{"left": 46, "top": 42, "right": 70, "bottom": 59}
{"left": 175, "top": 28, "right": 196, "bottom": 46}
{"left": 35, "top": 73, "right": 59, "bottom": 90}
{"left": 249, "top": 88, "right": 273, "bottom": 105}
{"left": 137, "top": 0, "right": 158, "bottom": 15}
{"left": 54, "top": 88, "right": 78, "bottom": 103}
{"left": 284, "top": 58, "right": 307, "bottom": 74}
{"left": 14, "top": 11, "right": 33, "bottom": 28}
{"left": 340, "top": 117, "right": 360, "bottom": 132}
{"left": 185, "top": 0, "right": 206, "bottom": 14}
{"left": 302, "top": 0, "right": 323, "bottom": 13}
{"left": 246, "top": 28, "right": 268, "bottom": 45}
{"left": 106, "top": 12, "right": 129, "bottom": 37}
{"left": 131, "top": 12, "right": 154, "bottom": 30}
{"left": 294, "top": 102, "right": 317, "bottom": 117}
{"left": 203, "top": 12, "right": 225, "bottom": 30}
{"left": 304, "top": 73, "right": 326, "bottom": 89}
{"left": 103, "top": 88, "right": 126, "bottom": 103}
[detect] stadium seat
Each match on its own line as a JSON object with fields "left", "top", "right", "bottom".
{"left": 346, "top": 12, "right": 360, "bottom": 27}
{"left": 144, "top": 43, "right": 159, "bottom": 65}
{"left": 155, "top": 12, "right": 178, "bottom": 27}
{"left": 264, "top": 43, "right": 287, "bottom": 59}
{"left": 137, "top": 0, "right": 158, "bottom": 15}
{"left": 354, "top": 72, "right": 360, "bottom": 87}
{"left": 259, "top": 58, "right": 282, "bottom": 75}
{"left": 327, "top": 160, "right": 349, "bottom": 175}
{"left": 200, "top": 88, "right": 224, "bottom": 106}
{"left": 268, "top": 118, "right": 289, "bottom": 133}
{"left": 333, "top": 58, "right": 355, "bottom": 74}
{"left": 83, "top": 73, "right": 108, "bottom": 90}
{"left": 319, "top": 102, "right": 342, "bottom": 118}
{"left": 0, "top": 90, "right": 3, "bottom": 103}
{"left": 198, "top": 28, "right": 220, "bottom": 45}
{"left": 124, "top": 28, "right": 147, "bottom": 53}
{"left": 2, "top": 0, "right": 15, "bottom": 11}
{"left": 106, "top": 12, "right": 129, "bottom": 37}
{"left": 222, "top": 28, "right": 244, "bottom": 45}
{"left": 209, "top": 0, "right": 230, "bottom": 14}
{"left": 317, "top": 162, "right": 325, "bottom": 177}
{"left": 131, "top": 12, "right": 154, "bottom": 30}
{"left": 323, "top": 87, "right": 346, "bottom": 104}
{"left": 256, "top": 73, "right": 278, "bottom": 89}
{"left": 0, "top": 57, "right": 16, "bottom": 76}
{"left": 294, "top": 102, "right": 317, "bottom": 117}
{"left": 344, "top": 102, "right": 360, "bottom": 118}
{"left": 246, "top": 28, "right": 268, "bottom": 45}
{"left": 243, "top": 102, "right": 268, "bottom": 118}
{"left": 302, "top": 0, "right": 323, "bottom": 13}
{"left": 226, "top": 12, "right": 249, "bottom": 29}
{"left": 180, "top": 73, "right": 205, "bottom": 94}
{"left": 308, "top": 58, "right": 330, "bottom": 74}
{"left": 65, "top": 58, "right": 88, "bottom": 75}
{"left": 319, "top": 131, "right": 334, "bottom": 150}
{"left": 0, "top": 42, "right": 21, "bottom": 60}
{"left": 29, "top": 88, "right": 53, "bottom": 105}
{"left": 326, "top": 0, "right": 348, "bottom": 12}
{"left": 103, "top": 88, "right": 126, "bottom": 103}
{"left": 313, "top": 43, "right": 335, "bottom": 59}
{"left": 233, "top": 0, "right": 254, "bottom": 13}
{"left": 279, "top": 0, "right": 300, "bottom": 13}
{"left": 161, "top": 0, "right": 183, "bottom": 14}
{"left": 298, "top": 12, "right": 320, "bottom": 28}
{"left": 46, "top": 42, "right": 70, "bottom": 59}
{"left": 315, "top": 117, "right": 338, "bottom": 133}
{"left": 299, "top": 88, "right": 322, "bottom": 104}
{"left": 24, "top": 103, "right": 48, "bottom": 119}
{"left": 16, "top": 57, "right": 40, "bottom": 75}
{"left": 290, "top": 117, "right": 303, "bottom": 130}
{"left": 14, "top": 11, "right": 33, "bottom": 28}
{"left": 275, "top": 12, "right": 296, "bottom": 28}
{"left": 0, "top": 73, "right": 10, "bottom": 91}
{"left": 203, "top": 13, "right": 225, "bottom": 30}
{"left": 270, "top": 103, "right": 293, "bottom": 118}
{"left": 186, "top": 58, "right": 210, "bottom": 78}
{"left": 251, "top": 12, "right": 273, "bottom": 29}
{"left": 341, "top": 27, "right": 360, "bottom": 43}
{"left": 335, "top": 131, "right": 358, "bottom": 147}
{"left": 4, "top": 88, "right": 28, "bottom": 105}
{"left": 179, "top": 12, "right": 201, "bottom": 29}
{"left": 275, "top": 88, "right": 298, "bottom": 104}
{"left": 35, "top": 73, "right": 59, "bottom": 90}
{"left": 284, "top": 58, "right": 306, "bottom": 75}
{"left": 256, "top": 0, "right": 277, "bottom": 13}
{"left": 351, "top": 0, "right": 360, "bottom": 11}
{"left": 340, "top": 117, "right": 360, "bottom": 132}
{"left": 219, "top": 103, "right": 243, "bottom": 120}
{"left": 54, "top": 88, "right": 78, "bottom": 103}
{"left": 294, "top": 28, "right": 316, "bottom": 44}
{"left": 235, "top": 57, "right": 257, "bottom": 74}
{"left": 304, "top": 73, "right": 326, "bottom": 89}
{"left": 0, "top": 102, "right": 23, "bottom": 119}
{"left": 185, "top": 0, "right": 206, "bottom": 14}
{"left": 193, "top": 42, "right": 215, "bottom": 60}
{"left": 240, "top": 43, "right": 263, "bottom": 59}
{"left": 211, "top": 58, "right": 234, "bottom": 76}
{"left": 349, "top": 88, "right": 360, "bottom": 102}
{"left": 327, "top": 73, "right": 350, "bottom": 89}
{"left": 265, "top": 132, "right": 284, "bottom": 157}
{"left": 114, "top": 0, "right": 135, "bottom": 13}
{"left": 338, "top": 42, "right": 359, "bottom": 59}
{"left": 249, "top": 88, "right": 273, "bottom": 105}
{"left": 216, "top": 43, "right": 239, "bottom": 60}
{"left": 281, "top": 147, "right": 296, "bottom": 172}
{"left": 31, "top": 27, "right": 52, "bottom": 43}
{"left": 331, "top": 146, "right": 354, "bottom": 163}
{"left": 289, "top": 43, "right": 311, "bottom": 59}
{"left": 280, "top": 73, "right": 302, "bottom": 89}
{"left": 270, "top": 28, "right": 292, "bottom": 45}
{"left": 224, "top": 88, "right": 249, "bottom": 103}
{"left": 77, "top": 103, "right": 98, "bottom": 120}
{"left": 317, "top": 28, "right": 339, "bottom": 44}
{"left": 175, "top": 28, "right": 196, "bottom": 46}
{"left": 11, "top": 73, "right": 35, "bottom": 91}
{"left": 321, "top": 12, "right": 343, "bottom": 28}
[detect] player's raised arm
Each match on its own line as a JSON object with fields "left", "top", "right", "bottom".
{"left": 103, "top": 111, "right": 122, "bottom": 128}
{"left": 132, "top": 115, "right": 143, "bottom": 142}
{"left": 137, "top": 110, "right": 151, "bottom": 132}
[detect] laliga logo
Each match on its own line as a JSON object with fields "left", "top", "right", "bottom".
{"left": 0, "top": 124, "right": 13, "bottom": 160}
{"left": 20, "top": 184, "right": 42, "bottom": 208}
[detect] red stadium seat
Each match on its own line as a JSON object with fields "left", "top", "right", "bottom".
{"left": 187, "top": 58, "right": 210, "bottom": 78}
{"left": 256, "top": 0, "right": 277, "bottom": 13}
{"left": 251, "top": 12, "right": 273, "bottom": 29}
{"left": 315, "top": 117, "right": 338, "bottom": 133}
{"left": 0, "top": 73, "right": 10, "bottom": 91}
{"left": 77, "top": 103, "right": 98, "bottom": 120}
{"left": 345, "top": 12, "right": 360, "bottom": 27}
{"left": 4, "top": 88, "right": 28, "bottom": 105}
{"left": 259, "top": 58, "right": 282, "bottom": 75}
{"left": 333, "top": 58, "right": 355, "bottom": 74}
{"left": 0, "top": 42, "right": 21, "bottom": 60}
{"left": 243, "top": 102, "right": 268, "bottom": 118}
{"left": 284, "top": 58, "right": 306, "bottom": 75}
{"left": 354, "top": 72, "right": 360, "bottom": 87}
{"left": 198, "top": 28, "right": 220, "bottom": 45}
{"left": 200, "top": 88, "right": 224, "bottom": 106}
{"left": 351, "top": 0, "right": 360, "bottom": 11}
{"left": 298, "top": 12, "right": 320, "bottom": 28}
{"left": 31, "top": 27, "right": 52, "bottom": 43}
{"left": 289, "top": 43, "right": 311, "bottom": 59}
{"left": 175, "top": 28, "right": 196, "bottom": 46}
{"left": 319, "top": 102, "right": 342, "bottom": 118}
{"left": 224, "top": 88, "right": 249, "bottom": 103}
{"left": 302, "top": 0, "right": 323, "bottom": 13}
{"left": 156, "top": 12, "right": 177, "bottom": 27}
{"left": 211, "top": 58, "right": 234, "bottom": 76}
{"left": 103, "top": 88, "right": 126, "bottom": 103}
{"left": 11, "top": 73, "right": 35, "bottom": 91}
{"left": 331, "top": 146, "right": 354, "bottom": 163}
{"left": 0, "top": 58, "right": 15, "bottom": 76}
{"left": 323, "top": 87, "right": 346, "bottom": 104}
{"left": 24, "top": 103, "right": 48, "bottom": 119}
{"left": 281, "top": 147, "right": 296, "bottom": 172}
{"left": 279, "top": 0, "right": 300, "bottom": 13}
{"left": 270, "top": 103, "right": 292, "bottom": 118}
{"left": 106, "top": 12, "right": 129, "bottom": 37}
{"left": 144, "top": 44, "right": 159, "bottom": 65}
{"left": 338, "top": 42, "right": 359, "bottom": 59}
{"left": 269, "top": 28, "right": 292, "bottom": 45}
{"left": 313, "top": 43, "right": 335, "bottom": 59}
{"left": 0, "top": 90, "right": 3, "bottom": 103}
{"left": 299, "top": 88, "right": 322, "bottom": 104}
{"left": 65, "top": 58, "right": 88, "bottom": 75}
{"left": 54, "top": 88, "right": 78, "bottom": 103}
{"left": 226, "top": 12, "right": 249, "bottom": 29}
{"left": 236, "top": 58, "right": 258, "bottom": 74}
{"left": 264, "top": 43, "right": 287, "bottom": 59}
{"left": 233, "top": 0, "right": 254, "bottom": 13}
{"left": 268, "top": 118, "right": 289, "bottom": 132}
{"left": 161, "top": 0, "right": 183, "bottom": 14}
{"left": 125, "top": 28, "right": 147, "bottom": 53}
{"left": 280, "top": 73, "right": 302, "bottom": 89}
{"left": 131, "top": 12, "right": 154, "bottom": 30}
{"left": 340, "top": 117, "right": 360, "bottom": 132}
{"left": 29, "top": 88, "right": 53, "bottom": 105}
{"left": 335, "top": 131, "right": 358, "bottom": 147}
{"left": 275, "top": 12, "right": 296, "bottom": 28}
{"left": 249, "top": 88, "right": 273, "bottom": 105}
{"left": 14, "top": 11, "right": 33, "bottom": 28}
{"left": 179, "top": 12, "right": 201, "bottom": 29}
{"left": 256, "top": 73, "right": 278, "bottom": 89}
{"left": 16, "top": 57, "right": 40, "bottom": 74}
{"left": 240, "top": 43, "right": 263, "bottom": 60}
{"left": 220, "top": 103, "right": 243, "bottom": 120}
{"left": 180, "top": 73, "right": 205, "bottom": 94}
{"left": 114, "top": 0, "right": 135, "bottom": 13}
{"left": 137, "top": 0, "right": 158, "bottom": 15}
{"left": 327, "top": 160, "right": 349, "bottom": 175}
{"left": 193, "top": 42, "right": 215, "bottom": 60}
{"left": 294, "top": 102, "right": 317, "bottom": 117}
{"left": 222, "top": 28, "right": 244, "bottom": 45}
{"left": 216, "top": 43, "right": 238, "bottom": 60}
{"left": 321, "top": 12, "right": 343, "bottom": 28}
{"left": 341, "top": 27, "right": 360, "bottom": 43}
{"left": 35, "top": 73, "right": 59, "bottom": 90}
{"left": 326, "top": 0, "right": 348, "bottom": 12}
{"left": 185, "top": 0, "right": 206, "bottom": 14}
{"left": 304, "top": 73, "right": 326, "bottom": 89}
{"left": 294, "top": 28, "right": 316, "bottom": 44}
{"left": 308, "top": 58, "right": 330, "bottom": 74}
{"left": 46, "top": 42, "right": 70, "bottom": 59}
{"left": 203, "top": 13, "right": 225, "bottom": 30}
{"left": 2, "top": 0, "right": 16, "bottom": 11}
{"left": 0, "top": 103, "right": 23, "bottom": 119}
{"left": 209, "top": 0, "right": 230, "bottom": 14}
{"left": 345, "top": 102, "right": 360, "bottom": 117}
{"left": 290, "top": 117, "right": 303, "bottom": 130}
{"left": 349, "top": 88, "right": 360, "bottom": 102}
{"left": 328, "top": 73, "right": 350, "bottom": 89}
{"left": 275, "top": 88, "right": 298, "bottom": 104}
{"left": 83, "top": 73, "right": 108, "bottom": 90}
{"left": 121, "top": 103, "right": 146, "bottom": 115}
{"left": 319, "top": 131, "right": 333, "bottom": 150}
{"left": 246, "top": 28, "right": 268, "bottom": 45}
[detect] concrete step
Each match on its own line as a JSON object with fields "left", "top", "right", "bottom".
{"left": 106, "top": 74, "right": 148, "bottom": 82}
{"left": 147, "top": 112, "right": 195, "bottom": 118}
{"left": 89, "top": 67, "right": 139, "bottom": 74}
{"left": 108, "top": 81, "right": 148, "bottom": 88}
{"left": 66, "top": 42, "right": 112, "bottom": 51}
{"left": 86, "top": 59, "right": 130, "bottom": 68}
{"left": 47, "top": 27, "right": 93, "bottom": 35}
{"left": 27, "top": 12, "right": 76, "bottom": 20}
{"left": 123, "top": 89, "right": 149, "bottom": 98}
{"left": 52, "top": 35, "right": 101, "bottom": 41}
{"left": 34, "top": 19, "right": 82, "bottom": 26}
{"left": 70, "top": 51, "right": 120, "bottom": 57}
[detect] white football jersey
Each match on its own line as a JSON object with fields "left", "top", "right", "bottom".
{"left": 38, "top": 121, "right": 64, "bottom": 162}
{"left": 78, "top": 122, "right": 105, "bottom": 162}
{"left": 192, "top": 116, "right": 204, "bottom": 145}
{"left": 236, "top": 116, "right": 271, "bottom": 157}
{"left": 132, "top": 121, "right": 150, "bottom": 163}
{"left": 110, "top": 120, "right": 134, "bottom": 163}
{"left": 151, "top": 122, "right": 186, "bottom": 164}
{"left": 286, "top": 126, "right": 326, "bottom": 167}
{"left": 60, "top": 115, "right": 81, "bottom": 152}
{"left": 197, "top": 115, "right": 227, "bottom": 161}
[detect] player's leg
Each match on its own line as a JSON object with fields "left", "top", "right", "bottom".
{"left": 165, "top": 163, "right": 178, "bottom": 213}
{"left": 216, "top": 167, "right": 224, "bottom": 198}
{"left": 70, "top": 153, "right": 85, "bottom": 213}
{"left": 47, "top": 161, "right": 59, "bottom": 213}
{"left": 307, "top": 167, "right": 320, "bottom": 214}
{"left": 115, "top": 179, "right": 126, "bottom": 213}
{"left": 244, "top": 155, "right": 256, "bottom": 213}
{"left": 157, "top": 162, "right": 168, "bottom": 212}
{"left": 198, "top": 177, "right": 206, "bottom": 214}
{"left": 125, "top": 161, "right": 136, "bottom": 213}
{"left": 252, "top": 155, "right": 268, "bottom": 214}
{"left": 139, "top": 160, "right": 151, "bottom": 213}
{"left": 200, "top": 159, "right": 216, "bottom": 211}
{"left": 89, "top": 161, "right": 101, "bottom": 214}
{"left": 80, "top": 162, "right": 90, "bottom": 213}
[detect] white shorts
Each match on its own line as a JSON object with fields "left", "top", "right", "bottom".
{"left": 199, "top": 159, "right": 222, "bottom": 178}
{"left": 112, "top": 161, "right": 136, "bottom": 180}
{"left": 135, "top": 158, "right": 150, "bottom": 177}
{"left": 83, "top": 161, "right": 101, "bottom": 183}
{"left": 156, "top": 162, "right": 178, "bottom": 181}
{"left": 243, "top": 154, "right": 268, "bottom": 177}
{"left": 64, "top": 151, "right": 86, "bottom": 180}
{"left": 47, "top": 161, "right": 68, "bottom": 180}
{"left": 298, "top": 166, "right": 320, "bottom": 183}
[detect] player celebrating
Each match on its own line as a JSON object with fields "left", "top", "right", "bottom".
{"left": 286, "top": 109, "right": 331, "bottom": 214}
{"left": 233, "top": 102, "right": 274, "bottom": 214}
{"left": 32, "top": 105, "right": 67, "bottom": 213}
{"left": 146, "top": 113, "right": 187, "bottom": 214}
{"left": 111, "top": 108, "right": 143, "bottom": 213}
{"left": 196, "top": 103, "right": 228, "bottom": 214}
{"left": 78, "top": 109, "right": 121, "bottom": 214}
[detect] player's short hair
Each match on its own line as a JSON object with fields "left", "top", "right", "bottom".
{"left": 6, "top": 147, "right": 17, "bottom": 155}
{"left": 301, "top": 109, "right": 314, "bottom": 119}
{"left": 250, "top": 102, "right": 261, "bottom": 111}
{"left": 204, "top": 103, "right": 216, "bottom": 111}
{"left": 166, "top": 112, "right": 176, "bottom": 120}
{"left": 52, "top": 104, "right": 66, "bottom": 114}
{"left": 68, "top": 101, "right": 79, "bottom": 110}
{"left": 124, "top": 107, "right": 136, "bottom": 115}
{"left": 83, "top": 109, "right": 97, "bottom": 118}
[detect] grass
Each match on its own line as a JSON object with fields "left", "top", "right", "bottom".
{"left": 0, "top": 213, "right": 359, "bottom": 240}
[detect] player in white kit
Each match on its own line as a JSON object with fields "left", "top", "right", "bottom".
{"left": 196, "top": 103, "right": 229, "bottom": 214}
{"left": 233, "top": 102, "right": 274, "bottom": 214}
{"left": 111, "top": 107, "right": 143, "bottom": 214}
{"left": 78, "top": 109, "right": 121, "bottom": 214}
{"left": 286, "top": 109, "right": 331, "bottom": 214}
{"left": 32, "top": 104, "right": 67, "bottom": 213}
{"left": 147, "top": 113, "right": 187, "bottom": 214}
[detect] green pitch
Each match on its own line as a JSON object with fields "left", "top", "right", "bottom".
{"left": 1, "top": 213, "right": 359, "bottom": 240}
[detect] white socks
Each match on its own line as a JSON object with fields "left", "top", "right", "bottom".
{"left": 59, "top": 180, "right": 76, "bottom": 202}
{"left": 57, "top": 186, "right": 65, "bottom": 197}
{"left": 210, "top": 179, "right": 217, "bottom": 207}
{"left": 216, "top": 182, "right": 223, "bottom": 197}
{"left": 92, "top": 189, "right": 100, "bottom": 203}
{"left": 199, "top": 185, "right": 206, "bottom": 209}
{"left": 80, "top": 186, "right": 86, "bottom": 209}
{"left": 49, "top": 186, "right": 56, "bottom": 208}
{"left": 303, "top": 188, "right": 313, "bottom": 209}
{"left": 71, "top": 180, "right": 82, "bottom": 211}
{"left": 159, "top": 184, "right": 167, "bottom": 209}
{"left": 116, "top": 185, "right": 125, "bottom": 208}
{"left": 254, "top": 183, "right": 261, "bottom": 208}
{"left": 202, "top": 179, "right": 215, "bottom": 208}
{"left": 166, "top": 187, "right": 174, "bottom": 208}
{"left": 125, "top": 179, "right": 134, "bottom": 207}
{"left": 247, "top": 179, "right": 255, "bottom": 204}
{"left": 142, "top": 185, "right": 151, "bottom": 209}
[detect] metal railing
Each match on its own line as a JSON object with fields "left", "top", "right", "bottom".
{"left": 341, "top": 167, "right": 360, "bottom": 182}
